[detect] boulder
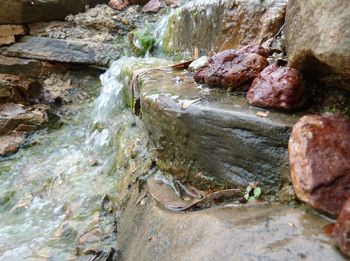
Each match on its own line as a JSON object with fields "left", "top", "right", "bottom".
{"left": 1, "top": 36, "right": 121, "bottom": 67}
{"left": 285, "top": 0, "right": 350, "bottom": 91}
{"left": 289, "top": 115, "right": 350, "bottom": 215}
{"left": 0, "top": 0, "right": 107, "bottom": 25}
{"left": 194, "top": 46, "right": 268, "bottom": 89}
{"left": 247, "top": 64, "right": 305, "bottom": 111}
{"left": 0, "top": 25, "right": 27, "bottom": 46}
{"left": 161, "top": 0, "right": 287, "bottom": 54}
{"left": 332, "top": 197, "right": 350, "bottom": 256}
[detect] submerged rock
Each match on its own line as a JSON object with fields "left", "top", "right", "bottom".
{"left": 194, "top": 46, "right": 268, "bottom": 89}
{"left": 247, "top": 64, "right": 305, "bottom": 111}
{"left": 285, "top": 0, "right": 350, "bottom": 91}
{"left": 0, "top": 133, "right": 25, "bottom": 156}
{"left": 332, "top": 198, "right": 350, "bottom": 256}
{"left": 289, "top": 115, "right": 350, "bottom": 215}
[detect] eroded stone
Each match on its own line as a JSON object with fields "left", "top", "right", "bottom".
{"left": 247, "top": 64, "right": 305, "bottom": 111}
{"left": 0, "top": 133, "right": 25, "bottom": 157}
{"left": 289, "top": 115, "right": 350, "bottom": 215}
{"left": 332, "top": 197, "right": 350, "bottom": 256}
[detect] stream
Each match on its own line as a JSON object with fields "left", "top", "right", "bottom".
{"left": 0, "top": 58, "right": 142, "bottom": 260}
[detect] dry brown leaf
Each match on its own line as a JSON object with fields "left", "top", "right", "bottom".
{"left": 180, "top": 98, "right": 201, "bottom": 110}
{"left": 256, "top": 111, "right": 269, "bottom": 117}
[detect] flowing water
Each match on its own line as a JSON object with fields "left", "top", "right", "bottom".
{"left": 0, "top": 57, "right": 148, "bottom": 260}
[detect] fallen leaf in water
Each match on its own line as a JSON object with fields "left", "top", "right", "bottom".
{"left": 147, "top": 176, "right": 241, "bottom": 211}
{"left": 169, "top": 60, "right": 194, "bottom": 69}
{"left": 323, "top": 223, "right": 335, "bottom": 237}
{"left": 288, "top": 222, "right": 295, "bottom": 227}
{"left": 180, "top": 98, "right": 201, "bottom": 110}
{"left": 256, "top": 111, "right": 269, "bottom": 117}
{"left": 136, "top": 191, "right": 147, "bottom": 206}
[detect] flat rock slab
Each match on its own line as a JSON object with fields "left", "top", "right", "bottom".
{"left": 0, "top": 55, "right": 43, "bottom": 78}
{"left": 117, "top": 200, "right": 345, "bottom": 261}
{"left": 1, "top": 36, "right": 120, "bottom": 67}
{"left": 136, "top": 68, "right": 303, "bottom": 192}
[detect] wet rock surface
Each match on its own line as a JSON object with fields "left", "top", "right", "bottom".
{"left": 289, "top": 115, "right": 350, "bottom": 215}
{"left": 333, "top": 198, "right": 350, "bottom": 256}
{"left": 194, "top": 46, "right": 268, "bottom": 89}
{"left": 0, "top": 133, "right": 25, "bottom": 156}
{"left": 0, "top": 103, "right": 49, "bottom": 136}
{"left": 0, "top": 0, "right": 107, "bottom": 25}
{"left": 133, "top": 68, "right": 301, "bottom": 192}
{"left": 117, "top": 193, "right": 344, "bottom": 261}
{"left": 161, "top": 0, "right": 287, "bottom": 54}
{"left": 247, "top": 64, "right": 305, "bottom": 111}
{"left": 285, "top": 0, "right": 350, "bottom": 91}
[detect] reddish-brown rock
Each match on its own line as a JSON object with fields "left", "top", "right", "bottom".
{"left": 109, "top": 0, "right": 129, "bottom": 10}
{"left": 142, "top": 0, "right": 164, "bottom": 13}
{"left": 289, "top": 115, "right": 350, "bottom": 215}
{"left": 246, "top": 64, "right": 305, "bottom": 111}
{"left": 332, "top": 198, "right": 350, "bottom": 256}
{"left": 194, "top": 45, "right": 268, "bottom": 89}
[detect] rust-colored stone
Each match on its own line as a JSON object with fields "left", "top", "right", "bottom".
{"left": 109, "top": 0, "right": 129, "bottom": 10}
{"left": 332, "top": 197, "right": 350, "bottom": 256}
{"left": 194, "top": 45, "right": 268, "bottom": 89}
{"left": 247, "top": 64, "right": 305, "bottom": 111}
{"left": 289, "top": 115, "right": 350, "bottom": 215}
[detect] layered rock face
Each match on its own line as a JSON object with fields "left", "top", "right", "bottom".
{"left": 0, "top": 0, "right": 107, "bottom": 24}
{"left": 285, "top": 0, "right": 350, "bottom": 91}
{"left": 161, "top": 0, "right": 287, "bottom": 54}
{"left": 247, "top": 64, "right": 305, "bottom": 111}
{"left": 332, "top": 198, "right": 350, "bottom": 256}
{"left": 289, "top": 115, "right": 350, "bottom": 215}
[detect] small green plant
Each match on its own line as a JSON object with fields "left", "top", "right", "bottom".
{"left": 242, "top": 182, "right": 262, "bottom": 202}
{"left": 131, "top": 28, "right": 156, "bottom": 56}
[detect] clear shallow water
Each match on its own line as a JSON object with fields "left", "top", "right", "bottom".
{"left": 0, "top": 58, "right": 139, "bottom": 260}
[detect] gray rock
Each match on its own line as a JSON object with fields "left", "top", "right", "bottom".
{"left": 134, "top": 69, "right": 302, "bottom": 192}
{"left": 285, "top": 0, "right": 350, "bottom": 91}
{"left": 1, "top": 36, "right": 120, "bottom": 67}
{"left": 0, "top": 0, "right": 107, "bottom": 25}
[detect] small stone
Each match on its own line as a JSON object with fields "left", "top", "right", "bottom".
{"left": 109, "top": 0, "right": 129, "bottom": 10}
{"left": 247, "top": 64, "right": 305, "bottom": 111}
{"left": 289, "top": 115, "right": 350, "bottom": 215}
{"left": 0, "top": 133, "right": 25, "bottom": 157}
{"left": 142, "top": 0, "right": 164, "bottom": 13}
{"left": 194, "top": 45, "right": 268, "bottom": 89}
{"left": 332, "top": 197, "right": 350, "bottom": 256}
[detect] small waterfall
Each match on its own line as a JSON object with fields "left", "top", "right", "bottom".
{"left": 0, "top": 57, "right": 140, "bottom": 260}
